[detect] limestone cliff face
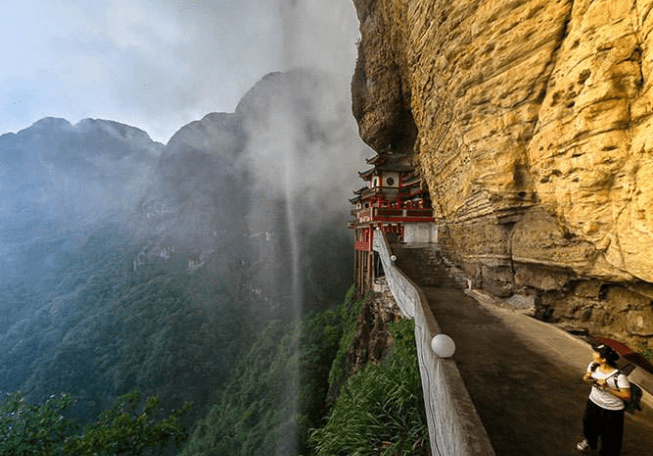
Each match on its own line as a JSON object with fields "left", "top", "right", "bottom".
{"left": 352, "top": 0, "right": 653, "bottom": 345}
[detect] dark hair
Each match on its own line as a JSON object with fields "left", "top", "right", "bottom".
{"left": 593, "top": 344, "right": 619, "bottom": 367}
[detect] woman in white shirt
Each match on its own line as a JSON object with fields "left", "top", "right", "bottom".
{"left": 577, "top": 344, "right": 632, "bottom": 455}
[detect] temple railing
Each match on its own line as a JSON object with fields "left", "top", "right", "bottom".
{"left": 352, "top": 207, "right": 435, "bottom": 226}
{"left": 373, "top": 230, "right": 495, "bottom": 456}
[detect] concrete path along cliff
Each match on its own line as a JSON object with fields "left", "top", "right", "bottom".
{"left": 423, "top": 286, "right": 653, "bottom": 456}
{"left": 389, "top": 243, "right": 653, "bottom": 455}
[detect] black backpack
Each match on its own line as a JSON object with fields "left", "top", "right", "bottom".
{"left": 614, "top": 375, "right": 643, "bottom": 413}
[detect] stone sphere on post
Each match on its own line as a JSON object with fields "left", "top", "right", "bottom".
{"left": 431, "top": 334, "right": 456, "bottom": 358}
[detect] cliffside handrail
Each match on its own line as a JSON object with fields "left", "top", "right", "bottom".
{"left": 373, "top": 230, "right": 496, "bottom": 456}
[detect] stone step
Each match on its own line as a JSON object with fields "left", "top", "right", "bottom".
{"left": 389, "top": 243, "right": 460, "bottom": 288}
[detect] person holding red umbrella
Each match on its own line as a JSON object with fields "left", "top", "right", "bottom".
{"left": 577, "top": 344, "right": 632, "bottom": 455}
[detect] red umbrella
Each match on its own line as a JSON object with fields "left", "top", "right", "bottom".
{"left": 593, "top": 336, "right": 653, "bottom": 375}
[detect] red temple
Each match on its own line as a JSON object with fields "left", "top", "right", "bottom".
{"left": 349, "top": 153, "right": 435, "bottom": 292}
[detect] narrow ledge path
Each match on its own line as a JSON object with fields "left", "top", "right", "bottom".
{"left": 391, "top": 243, "right": 653, "bottom": 456}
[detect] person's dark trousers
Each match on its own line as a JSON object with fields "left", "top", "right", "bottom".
{"left": 582, "top": 399, "right": 625, "bottom": 456}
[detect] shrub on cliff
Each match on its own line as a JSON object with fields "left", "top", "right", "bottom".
{"left": 309, "top": 318, "right": 429, "bottom": 456}
{"left": 325, "top": 286, "right": 367, "bottom": 400}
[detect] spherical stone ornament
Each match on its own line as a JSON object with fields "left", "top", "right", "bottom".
{"left": 431, "top": 334, "right": 456, "bottom": 358}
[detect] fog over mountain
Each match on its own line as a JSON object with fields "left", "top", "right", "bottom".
{"left": 0, "top": 117, "right": 161, "bottom": 282}
{"left": 0, "top": 69, "right": 370, "bottom": 422}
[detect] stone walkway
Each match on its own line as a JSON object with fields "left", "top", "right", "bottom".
{"left": 423, "top": 285, "right": 653, "bottom": 456}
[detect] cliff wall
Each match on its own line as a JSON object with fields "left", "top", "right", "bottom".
{"left": 351, "top": 0, "right": 653, "bottom": 347}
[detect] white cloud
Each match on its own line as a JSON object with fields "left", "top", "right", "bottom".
{"left": 106, "top": 0, "right": 182, "bottom": 50}
{"left": 279, "top": 0, "right": 359, "bottom": 76}
{"left": 0, "top": 0, "right": 360, "bottom": 143}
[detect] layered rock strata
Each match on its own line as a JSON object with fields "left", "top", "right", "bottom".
{"left": 351, "top": 0, "right": 653, "bottom": 347}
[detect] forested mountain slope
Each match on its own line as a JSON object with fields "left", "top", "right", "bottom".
{"left": 0, "top": 69, "right": 370, "bottom": 424}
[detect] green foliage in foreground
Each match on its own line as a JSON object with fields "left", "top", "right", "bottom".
{"left": 0, "top": 392, "right": 77, "bottom": 456}
{"left": 309, "top": 318, "right": 429, "bottom": 456}
{"left": 0, "top": 389, "right": 191, "bottom": 455}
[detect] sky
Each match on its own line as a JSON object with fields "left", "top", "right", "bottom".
{"left": 0, "top": 0, "right": 360, "bottom": 144}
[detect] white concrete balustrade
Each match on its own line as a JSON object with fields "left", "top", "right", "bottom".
{"left": 373, "top": 230, "right": 496, "bottom": 456}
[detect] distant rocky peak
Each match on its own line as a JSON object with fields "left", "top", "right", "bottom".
{"left": 75, "top": 118, "right": 161, "bottom": 150}
{"left": 164, "top": 111, "right": 243, "bottom": 159}
{"left": 31, "top": 116, "right": 74, "bottom": 130}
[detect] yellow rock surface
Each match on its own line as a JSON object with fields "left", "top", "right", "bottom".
{"left": 352, "top": 0, "right": 653, "bottom": 341}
